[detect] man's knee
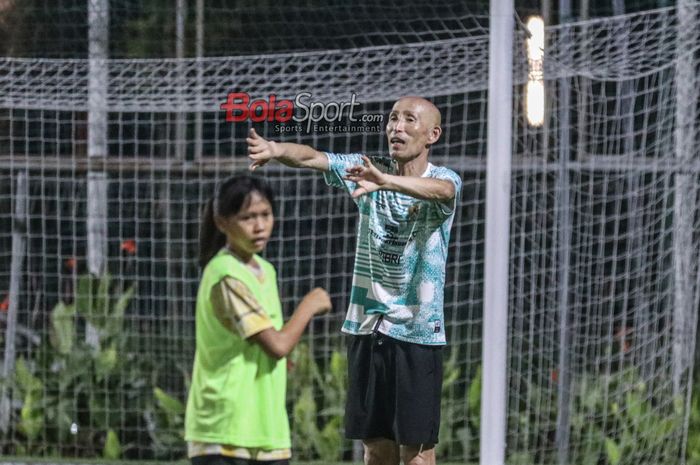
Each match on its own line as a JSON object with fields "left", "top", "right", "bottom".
{"left": 401, "top": 443, "right": 436, "bottom": 465}
{"left": 363, "top": 438, "right": 400, "bottom": 465}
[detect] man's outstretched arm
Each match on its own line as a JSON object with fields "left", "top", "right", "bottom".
{"left": 344, "top": 156, "right": 455, "bottom": 201}
{"left": 247, "top": 128, "right": 329, "bottom": 172}
{"left": 382, "top": 174, "right": 455, "bottom": 201}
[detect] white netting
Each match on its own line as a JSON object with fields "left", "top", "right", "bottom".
{"left": 0, "top": 39, "right": 490, "bottom": 112}
{"left": 0, "top": 2, "right": 699, "bottom": 464}
{"left": 505, "top": 4, "right": 700, "bottom": 464}
{"left": 1, "top": 6, "right": 696, "bottom": 112}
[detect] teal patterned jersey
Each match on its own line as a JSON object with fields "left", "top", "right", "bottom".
{"left": 323, "top": 152, "right": 462, "bottom": 345}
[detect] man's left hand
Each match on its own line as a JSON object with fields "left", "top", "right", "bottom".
{"left": 344, "top": 156, "right": 387, "bottom": 198}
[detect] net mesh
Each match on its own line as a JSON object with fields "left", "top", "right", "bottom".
{"left": 0, "top": 1, "right": 699, "bottom": 464}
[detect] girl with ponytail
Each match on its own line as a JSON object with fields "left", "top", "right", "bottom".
{"left": 186, "top": 174, "right": 331, "bottom": 465}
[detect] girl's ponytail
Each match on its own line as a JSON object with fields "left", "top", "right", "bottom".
{"left": 198, "top": 197, "right": 226, "bottom": 268}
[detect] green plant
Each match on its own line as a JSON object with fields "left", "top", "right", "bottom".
{"left": 500, "top": 359, "right": 686, "bottom": 465}
{"left": 287, "top": 342, "right": 348, "bottom": 462}
{"left": 505, "top": 371, "right": 550, "bottom": 465}
{"left": 9, "top": 273, "right": 181, "bottom": 460}
{"left": 149, "top": 387, "right": 186, "bottom": 457}
{"left": 568, "top": 367, "right": 684, "bottom": 465}
{"left": 687, "top": 370, "right": 700, "bottom": 465}
{"left": 436, "top": 347, "right": 471, "bottom": 461}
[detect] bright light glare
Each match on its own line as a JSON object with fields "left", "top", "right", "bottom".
{"left": 526, "top": 80, "right": 545, "bottom": 127}
{"left": 526, "top": 16, "right": 544, "bottom": 61}
{"left": 526, "top": 15, "right": 545, "bottom": 127}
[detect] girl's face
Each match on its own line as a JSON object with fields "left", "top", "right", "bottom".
{"left": 216, "top": 191, "right": 274, "bottom": 259}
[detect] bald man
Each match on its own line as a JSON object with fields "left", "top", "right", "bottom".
{"left": 247, "top": 97, "right": 462, "bottom": 465}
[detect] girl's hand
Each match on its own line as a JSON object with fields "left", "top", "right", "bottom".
{"left": 299, "top": 288, "right": 332, "bottom": 316}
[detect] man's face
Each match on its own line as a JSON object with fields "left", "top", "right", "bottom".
{"left": 385, "top": 98, "right": 441, "bottom": 162}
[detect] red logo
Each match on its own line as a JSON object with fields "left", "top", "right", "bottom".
{"left": 220, "top": 92, "right": 293, "bottom": 123}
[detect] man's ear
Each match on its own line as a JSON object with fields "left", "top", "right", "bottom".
{"left": 427, "top": 126, "right": 442, "bottom": 146}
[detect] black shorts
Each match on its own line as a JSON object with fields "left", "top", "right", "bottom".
{"left": 191, "top": 456, "right": 288, "bottom": 465}
{"left": 344, "top": 331, "right": 443, "bottom": 445}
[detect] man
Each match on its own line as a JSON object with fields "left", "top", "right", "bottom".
{"left": 247, "top": 96, "right": 461, "bottom": 465}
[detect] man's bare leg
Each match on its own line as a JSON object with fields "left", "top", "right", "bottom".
{"left": 401, "top": 443, "right": 436, "bottom": 465}
{"left": 363, "top": 438, "right": 400, "bottom": 465}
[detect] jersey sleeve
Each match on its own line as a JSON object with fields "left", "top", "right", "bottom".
{"left": 322, "top": 152, "right": 364, "bottom": 196}
{"left": 323, "top": 152, "right": 397, "bottom": 201}
{"left": 431, "top": 166, "right": 463, "bottom": 217}
{"left": 210, "top": 276, "right": 273, "bottom": 339}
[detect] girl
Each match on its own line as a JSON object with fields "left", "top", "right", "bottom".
{"left": 185, "top": 175, "right": 331, "bottom": 465}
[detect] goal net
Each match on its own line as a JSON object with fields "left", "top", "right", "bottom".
{"left": 0, "top": 1, "right": 698, "bottom": 464}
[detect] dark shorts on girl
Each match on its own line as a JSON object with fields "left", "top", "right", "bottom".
{"left": 191, "top": 456, "right": 289, "bottom": 465}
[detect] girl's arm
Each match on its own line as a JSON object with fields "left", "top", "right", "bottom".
{"left": 250, "top": 287, "right": 331, "bottom": 359}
